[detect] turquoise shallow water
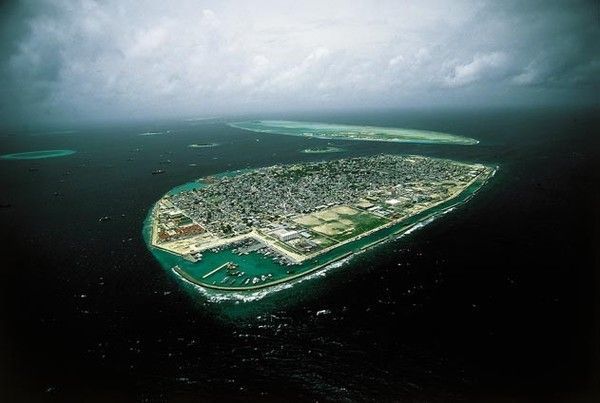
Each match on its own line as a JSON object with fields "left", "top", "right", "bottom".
{"left": 229, "top": 120, "right": 479, "bottom": 145}
{"left": 0, "top": 149, "right": 76, "bottom": 160}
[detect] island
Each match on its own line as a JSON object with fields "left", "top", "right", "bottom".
{"left": 300, "top": 146, "right": 344, "bottom": 154}
{"left": 188, "top": 143, "right": 219, "bottom": 149}
{"left": 0, "top": 149, "right": 76, "bottom": 160}
{"left": 228, "top": 120, "right": 478, "bottom": 145}
{"left": 144, "top": 154, "right": 496, "bottom": 292}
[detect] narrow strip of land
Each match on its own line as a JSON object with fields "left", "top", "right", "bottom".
{"left": 229, "top": 120, "right": 478, "bottom": 145}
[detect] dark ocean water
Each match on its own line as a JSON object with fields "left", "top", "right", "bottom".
{"left": 1, "top": 108, "right": 598, "bottom": 401}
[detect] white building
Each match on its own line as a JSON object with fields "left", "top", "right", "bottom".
{"left": 272, "top": 228, "right": 300, "bottom": 242}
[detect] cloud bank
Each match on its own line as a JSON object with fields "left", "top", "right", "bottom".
{"left": 0, "top": 0, "right": 598, "bottom": 127}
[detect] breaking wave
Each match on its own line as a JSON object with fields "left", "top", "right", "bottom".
{"left": 173, "top": 255, "right": 354, "bottom": 303}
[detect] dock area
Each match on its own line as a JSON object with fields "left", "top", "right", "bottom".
{"left": 172, "top": 251, "right": 353, "bottom": 291}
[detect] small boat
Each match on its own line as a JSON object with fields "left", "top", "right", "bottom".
{"left": 152, "top": 169, "right": 166, "bottom": 175}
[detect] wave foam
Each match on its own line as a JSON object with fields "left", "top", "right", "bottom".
{"left": 174, "top": 255, "right": 354, "bottom": 303}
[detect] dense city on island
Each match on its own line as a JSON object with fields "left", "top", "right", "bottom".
{"left": 151, "top": 155, "right": 491, "bottom": 267}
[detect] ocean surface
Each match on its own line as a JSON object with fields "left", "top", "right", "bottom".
{"left": 1, "top": 108, "right": 598, "bottom": 400}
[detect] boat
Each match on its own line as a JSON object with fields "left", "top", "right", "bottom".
{"left": 183, "top": 253, "right": 200, "bottom": 262}
{"left": 152, "top": 169, "right": 166, "bottom": 175}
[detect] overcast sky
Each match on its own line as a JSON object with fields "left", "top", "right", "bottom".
{"left": 0, "top": 0, "right": 598, "bottom": 127}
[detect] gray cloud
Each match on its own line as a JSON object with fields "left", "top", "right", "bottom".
{"left": 1, "top": 0, "right": 598, "bottom": 127}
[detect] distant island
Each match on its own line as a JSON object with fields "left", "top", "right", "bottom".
{"left": 144, "top": 154, "right": 496, "bottom": 292}
{"left": 300, "top": 146, "right": 345, "bottom": 154}
{"left": 228, "top": 120, "right": 478, "bottom": 145}
{"left": 0, "top": 149, "right": 76, "bottom": 160}
{"left": 188, "top": 143, "right": 219, "bottom": 149}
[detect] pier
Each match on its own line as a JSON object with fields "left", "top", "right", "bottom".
{"left": 202, "top": 262, "right": 232, "bottom": 279}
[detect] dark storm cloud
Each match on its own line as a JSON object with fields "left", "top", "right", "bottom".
{"left": 0, "top": 0, "right": 597, "bottom": 128}
{"left": 479, "top": 0, "right": 599, "bottom": 88}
